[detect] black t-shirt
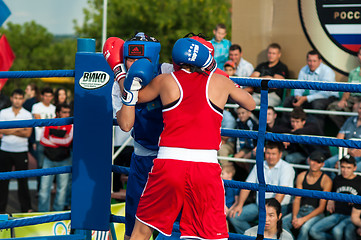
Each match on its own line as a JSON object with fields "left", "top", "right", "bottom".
{"left": 253, "top": 61, "right": 289, "bottom": 97}
{"left": 333, "top": 175, "right": 361, "bottom": 215}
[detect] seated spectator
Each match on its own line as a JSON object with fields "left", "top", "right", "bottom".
{"left": 247, "top": 43, "right": 289, "bottom": 107}
{"left": 218, "top": 109, "right": 236, "bottom": 166}
{"left": 228, "top": 141, "right": 295, "bottom": 234}
{"left": 351, "top": 200, "right": 361, "bottom": 239}
{"left": 245, "top": 198, "right": 293, "bottom": 240}
{"left": 324, "top": 101, "right": 361, "bottom": 175}
{"left": 328, "top": 47, "right": 361, "bottom": 128}
{"left": 234, "top": 107, "right": 258, "bottom": 170}
{"left": 283, "top": 107, "right": 330, "bottom": 164}
{"left": 223, "top": 60, "right": 237, "bottom": 77}
{"left": 229, "top": 44, "right": 254, "bottom": 77}
{"left": 266, "top": 106, "right": 288, "bottom": 133}
{"left": 283, "top": 151, "right": 332, "bottom": 240}
{"left": 222, "top": 165, "right": 240, "bottom": 215}
{"left": 283, "top": 50, "right": 338, "bottom": 130}
{"left": 309, "top": 155, "right": 361, "bottom": 240}
{"left": 210, "top": 23, "right": 231, "bottom": 70}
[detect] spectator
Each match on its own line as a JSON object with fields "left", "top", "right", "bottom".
{"left": 351, "top": 201, "right": 361, "bottom": 239}
{"left": 23, "top": 83, "right": 40, "bottom": 112}
{"left": 229, "top": 44, "right": 254, "bottom": 77}
{"left": 283, "top": 107, "right": 330, "bottom": 164}
{"left": 38, "top": 103, "right": 73, "bottom": 212}
{"left": 0, "top": 89, "right": 11, "bottom": 111}
{"left": 54, "top": 88, "right": 68, "bottom": 105}
{"left": 31, "top": 87, "right": 56, "bottom": 170}
{"left": 324, "top": 101, "right": 361, "bottom": 175}
{"left": 222, "top": 165, "right": 239, "bottom": 215}
{"left": 234, "top": 107, "right": 258, "bottom": 167}
{"left": 218, "top": 109, "right": 236, "bottom": 167}
{"left": 266, "top": 106, "right": 287, "bottom": 133}
{"left": 309, "top": 155, "right": 361, "bottom": 240}
{"left": 0, "top": 89, "right": 33, "bottom": 213}
{"left": 283, "top": 151, "right": 332, "bottom": 240}
{"left": 328, "top": 47, "right": 361, "bottom": 128}
{"left": 223, "top": 60, "right": 237, "bottom": 77}
{"left": 283, "top": 50, "right": 338, "bottom": 129}
{"left": 228, "top": 141, "right": 295, "bottom": 234}
{"left": 23, "top": 83, "right": 40, "bottom": 162}
{"left": 245, "top": 198, "right": 293, "bottom": 240}
{"left": 210, "top": 23, "right": 232, "bottom": 70}
{"left": 247, "top": 43, "right": 289, "bottom": 107}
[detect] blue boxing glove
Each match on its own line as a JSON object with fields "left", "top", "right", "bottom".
{"left": 172, "top": 38, "right": 217, "bottom": 72}
{"left": 122, "top": 58, "right": 153, "bottom": 106}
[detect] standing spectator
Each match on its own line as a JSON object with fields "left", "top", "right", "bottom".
{"left": 248, "top": 43, "right": 289, "bottom": 107}
{"left": 283, "top": 151, "right": 332, "bottom": 240}
{"left": 218, "top": 109, "right": 236, "bottom": 166}
{"left": 0, "top": 89, "right": 11, "bottom": 111}
{"left": 229, "top": 44, "right": 254, "bottom": 77}
{"left": 228, "top": 141, "right": 295, "bottom": 234}
{"left": 223, "top": 60, "right": 237, "bottom": 77}
{"left": 31, "top": 87, "right": 56, "bottom": 169}
{"left": 245, "top": 198, "right": 294, "bottom": 240}
{"left": 328, "top": 47, "right": 361, "bottom": 128}
{"left": 38, "top": 103, "right": 73, "bottom": 212}
{"left": 210, "top": 23, "right": 232, "bottom": 70}
{"left": 54, "top": 88, "right": 68, "bottom": 106}
{"left": 23, "top": 83, "right": 40, "bottom": 162}
{"left": 309, "top": 155, "right": 361, "bottom": 240}
{"left": 0, "top": 89, "right": 33, "bottom": 213}
{"left": 283, "top": 50, "right": 338, "bottom": 129}
{"left": 23, "top": 83, "right": 40, "bottom": 112}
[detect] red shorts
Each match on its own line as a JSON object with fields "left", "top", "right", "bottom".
{"left": 136, "top": 158, "right": 228, "bottom": 240}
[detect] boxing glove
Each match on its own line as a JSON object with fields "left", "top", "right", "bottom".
{"left": 103, "top": 37, "right": 126, "bottom": 82}
{"left": 122, "top": 59, "right": 153, "bottom": 106}
{"left": 172, "top": 38, "right": 217, "bottom": 72}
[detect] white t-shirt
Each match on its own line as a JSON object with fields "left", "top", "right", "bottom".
{"left": 31, "top": 102, "right": 56, "bottom": 141}
{"left": 0, "top": 107, "right": 33, "bottom": 152}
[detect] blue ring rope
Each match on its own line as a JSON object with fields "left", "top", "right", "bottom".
{"left": 0, "top": 117, "right": 73, "bottom": 129}
{"left": 0, "top": 166, "right": 71, "bottom": 180}
{"left": 0, "top": 212, "right": 70, "bottom": 229}
{"left": 0, "top": 70, "right": 75, "bottom": 79}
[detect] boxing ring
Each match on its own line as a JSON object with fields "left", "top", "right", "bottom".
{"left": 0, "top": 38, "right": 361, "bottom": 240}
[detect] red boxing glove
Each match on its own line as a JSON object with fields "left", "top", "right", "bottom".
{"left": 103, "top": 37, "right": 126, "bottom": 82}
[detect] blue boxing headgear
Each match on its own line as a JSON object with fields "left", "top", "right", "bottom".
{"left": 123, "top": 32, "right": 161, "bottom": 79}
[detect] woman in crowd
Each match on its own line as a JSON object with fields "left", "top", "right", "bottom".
{"left": 244, "top": 198, "right": 293, "bottom": 240}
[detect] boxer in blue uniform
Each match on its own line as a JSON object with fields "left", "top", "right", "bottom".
{"left": 104, "top": 32, "right": 174, "bottom": 240}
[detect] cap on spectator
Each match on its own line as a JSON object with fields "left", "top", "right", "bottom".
{"left": 224, "top": 60, "right": 236, "bottom": 69}
{"left": 309, "top": 151, "right": 326, "bottom": 163}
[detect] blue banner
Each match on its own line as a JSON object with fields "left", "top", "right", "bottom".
{"left": 0, "top": 0, "right": 10, "bottom": 27}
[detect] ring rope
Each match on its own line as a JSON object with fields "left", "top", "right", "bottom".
{"left": 0, "top": 212, "right": 70, "bottom": 229}
{"left": 0, "top": 117, "right": 73, "bottom": 129}
{"left": 0, "top": 70, "right": 75, "bottom": 79}
{"left": 0, "top": 166, "right": 71, "bottom": 181}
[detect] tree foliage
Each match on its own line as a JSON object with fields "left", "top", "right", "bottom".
{"left": 75, "top": 0, "right": 232, "bottom": 62}
{"left": 0, "top": 21, "right": 77, "bottom": 96}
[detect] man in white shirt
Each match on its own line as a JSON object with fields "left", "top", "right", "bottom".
{"left": 229, "top": 44, "right": 254, "bottom": 78}
{"left": 31, "top": 87, "right": 56, "bottom": 169}
{"left": 228, "top": 141, "right": 295, "bottom": 234}
{"left": 0, "top": 89, "right": 33, "bottom": 213}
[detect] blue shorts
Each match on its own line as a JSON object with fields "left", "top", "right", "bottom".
{"left": 125, "top": 153, "right": 155, "bottom": 237}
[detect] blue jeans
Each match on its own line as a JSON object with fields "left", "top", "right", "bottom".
{"left": 38, "top": 156, "right": 72, "bottom": 212}
{"left": 309, "top": 213, "right": 352, "bottom": 240}
{"left": 285, "top": 152, "right": 306, "bottom": 164}
{"left": 283, "top": 205, "right": 323, "bottom": 240}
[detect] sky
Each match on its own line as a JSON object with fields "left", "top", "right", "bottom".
{"left": 3, "top": 0, "right": 88, "bottom": 35}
